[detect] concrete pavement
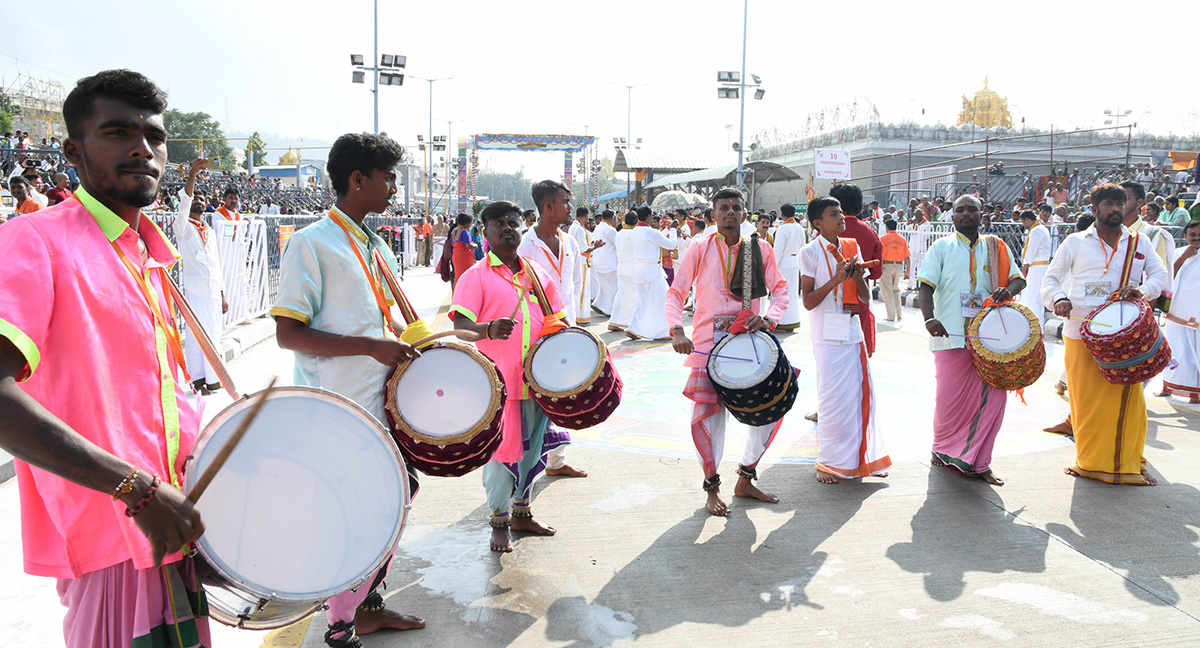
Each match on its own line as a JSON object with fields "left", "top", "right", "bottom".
{"left": 2, "top": 267, "right": 1199, "bottom": 647}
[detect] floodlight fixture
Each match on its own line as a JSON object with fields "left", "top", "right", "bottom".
{"left": 754, "top": 88, "right": 765, "bottom": 100}
{"left": 613, "top": 137, "right": 620, "bottom": 143}
{"left": 636, "top": 138, "right": 643, "bottom": 144}
{"left": 751, "top": 74, "right": 761, "bottom": 85}
{"left": 718, "top": 88, "right": 739, "bottom": 99}
{"left": 381, "top": 54, "right": 395, "bottom": 67}
{"left": 351, "top": 54, "right": 364, "bottom": 66}
{"left": 352, "top": 71, "right": 365, "bottom": 84}
{"left": 393, "top": 55, "right": 406, "bottom": 68}
{"left": 717, "top": 71, "right": 739, "bottom": 83}
{"left": 417, "top": 135, "right": 424, "bottom": 142}
{"left": 620, "top": 137, "right": 627, "bottom": 143}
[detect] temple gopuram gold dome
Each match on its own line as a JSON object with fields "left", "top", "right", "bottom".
{"left": 956, "top": 77, "right": 1014, "bottom": 130}
{"left": 278, "top": 149, "right": 299, "bottom": 165}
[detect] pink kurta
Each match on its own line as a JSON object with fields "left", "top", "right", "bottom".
{"left": 450, "top": 252, "right": 565, "bottom": 463}
{"left": 0, "top": 189, "right": 202, "bottom": 578}
{"left": 665, "top": 233, "right": 789, "bottom": 366}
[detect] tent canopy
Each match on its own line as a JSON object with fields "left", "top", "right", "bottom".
{"left": 596, "top": 188, "right": 631, "bottom": 201}
{"left": 645, "top": 161, "right": 803, "bottom": 190}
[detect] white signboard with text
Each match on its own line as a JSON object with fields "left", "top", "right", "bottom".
{"left": 815, "top": 148, "right": 851, "bottom": 179}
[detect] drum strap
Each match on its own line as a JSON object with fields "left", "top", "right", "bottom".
{"left": 740, "top": 238, "right": 753, "bottom": 311}
{"left": 1117, "top": 231, "right": 1140, "bottom": 288}
{"left": 329, "top": 211, "right": 398, "bottom": 336}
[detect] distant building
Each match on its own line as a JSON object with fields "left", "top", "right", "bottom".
{"left": 256, "top": 163, "right": 322, "bottom": 187}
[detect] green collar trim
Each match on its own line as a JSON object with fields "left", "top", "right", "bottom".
{"left": 74, "top": 186, "right": 179, "bottom": 260}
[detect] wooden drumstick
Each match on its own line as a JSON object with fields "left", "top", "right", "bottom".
{"left": 509, "top": 284, "right": 530, "bottom": 320}
{"left": 410, "top": 330, "right": 466, "bottom": 348}
{"left": 826, "top": 243, "right": 881, "bottom": 273}
{"left": 162, "top": 272, "right": 241, "bottom": 400}
{"left": 187, "top": 376, "right": 277, "bottom": 504}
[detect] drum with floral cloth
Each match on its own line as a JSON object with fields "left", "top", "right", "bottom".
{"left": 707, "top": 330, "right": 798, "bottom": 426}
{"left": 1081, "top": 297, "right": 1172, "bottom": 385}
{"left": 966, "top": 302, "right": 1046, "bottom": 391}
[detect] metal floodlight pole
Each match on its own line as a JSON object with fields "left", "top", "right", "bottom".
{"left": 373, "top": 0, "right": 379, "bottom": 133}
{"left": 411, "top": 75, "right": 453, "bottom": 219}
{"left": 736, "top": 0, "right": 748, "bottom": 190}
{"left": 609, "top": 82, "right": 647, "bottom": 205}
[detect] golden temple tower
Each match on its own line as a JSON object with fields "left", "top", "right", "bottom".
{"left": 956, "top": 77, "right": 1014, "bottom": 130}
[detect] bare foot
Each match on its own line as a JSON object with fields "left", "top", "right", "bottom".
{"left": 607, "top": 324, "right": 624, "bottom": 332}
{"left": 930, "top": 454, "right": 947, "bottom": 467}
{"left": 490, "top": 526, "right": 512, "bottom": 553}
{"left": 546, "top": 465, "right": 588, "bottom": 477}
{"left": 1055, "top": 383, "right": 1067, "bottom": 397}
{"left": 1043, "top": 420, "right": 1073, "bottom": 435}
{"left": 733, "top": 475, "right": 779, "bottom": 503}
{"left": 804, "top": 411, "right": 819, "bottom": 422}
{"left": 816, "top": 471, "right": 838, "bottom": 484}
{"left": 1063, "top": 467, "right": 1080, "bottom": 478}
{"left": 355, "top": 607, "right": 425, "bottom": 634}
{"left": 876, "top": 472, "right": 889, "bottom": 478}
{"left": 1191, "top": 397, "right": 1200, "bottom": 405}
{"left": 511, "top": 516, "right": 556, "bottom": 536}
{"left": 1140, "top": 469, "right": 1158, "bottom": 486}
{"left": 1154, "top": 390, "right": 1169, "bottom": 398}
{"left": 706, "top": 490, "right": 729, "bottom": 516}
{"left": 625, "top": 330, "right": 644, "bottom": 340}
{"left": 979, "top": 472, "right": 1004, "bottom": 486}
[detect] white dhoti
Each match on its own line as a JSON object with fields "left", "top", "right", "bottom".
{"left": 814, "top": 342, "right": 891, "bottom": 479}
{"left": 1022, "top": 264, "right": 1048, "bottom": 327}
{"left": 183, "top": 291, "right": 222, "bottom": 385}
{"left": 628, "top": 266, "right": 670, "bottom": 339}
{"left": 1163, "top": 257, "right": 1199, "bottom": 400}
{"left": 593, "top": 270, "right": 618, "bottom": 316}
{"left": 575, "top": 264, "right": 594, "bottom": 325}
{"left": 777, "top": 261, "right": 802, "bottom": 329}
{"left": 610, "top": 272, "right": 637, "bottom": 329}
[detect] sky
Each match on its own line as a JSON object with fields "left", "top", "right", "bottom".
{"left": 4, "top": 0, "right": 1198, "bottom": 181}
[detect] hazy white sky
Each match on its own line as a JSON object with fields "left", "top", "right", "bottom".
{"left": 4, "top": 0, "right": 1197, "bottom": 180}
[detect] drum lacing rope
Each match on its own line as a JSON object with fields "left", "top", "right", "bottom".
{"left": 702, "top": 474, "right": 722, "bottom": 492}
{"left": 736, "top": 465, "right": 758, "bottom": 481}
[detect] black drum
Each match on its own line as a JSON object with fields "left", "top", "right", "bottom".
{"left": 706, "top": 330, "right": 798, "bottom": 426}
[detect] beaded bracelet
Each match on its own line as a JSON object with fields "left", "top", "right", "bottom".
{"left": 124, "top": 476, "right": 160, "bottom": 518}
{"left": 112, "top": 468, "right": 139, "bottom": 501}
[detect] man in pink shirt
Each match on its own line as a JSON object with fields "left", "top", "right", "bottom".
{"left": 666, "top": 187, "right": 789, "bottom": 516}
{"left": 451, "top": 200, "right": 569, "bottom": 553}
{"left": 0, "top": 70, "right": 207, "bottom": 647}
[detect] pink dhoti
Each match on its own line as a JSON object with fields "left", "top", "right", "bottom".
{"left": 931, "top": 348, "right": 1006, "bottom": 476}
{"left": 683, "top": 368, "right": 783, "bottom": 480}
{"left": 57, "top": 557, "right": 211, "bottom": 648}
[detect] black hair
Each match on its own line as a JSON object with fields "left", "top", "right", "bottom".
{"left": 62, "top": 69, "right": 168, "bottom": 139}
{"left": 523, "top": 209, "right": 536, "bottom": 218}
{"left": 1036, "top": 202, "right": 1052, "bottom": 214}
{"left": 7, "top": 176, "right": 28, "bottom": 189}
{"left": 885, "top": 219, "right": 898, "bottom": 231}
{"left": 1090, "top": 183, "right": 1126, "bottom": 206}
{"left": 1167, "top": 194, "right": 1181, "bottom": 207}
{"left": 624, "top": 212, "right": 638, "bottom": 227}
{"left": 636, "top": 206, "right": 651, "bottom": 221}
{"left": 1019, "top": 209, "right": 1038, "bottom": 222}
{"left": 703, "top": 207, "right": 713, "bottom": 223}
{"left": 828, "top": 183, "right": 863, "bottom": 217}
{"left": 1184, "top": 220, "right": 1200, "bottom": 235}
{"left": 807, "top": 196, "right": 840, "bottom": 226}
{"left": 1076, "top": 215, "right": 1095, "bottom": 232}
{"left": 712, "top": 187, "right": 744, "bottom": 204}
{"left": 756, "top": 213, "right": 772, "bottom": 223}
{"left": 1118, "top": 180, "right": 1146, "bottom": 203}
{"left": 599, "top": 209, "right": 614, "bottom": 220}
{"left": 531, "top": 179, "right": 570, "bottom": 213}
{"left": 1145, "top": 202, "right": 1162, "bottom": 214}
{"left": 455, "top": 212, "right": 472, "bottom": 227}
{"left": 481, "top": 200, "right": 523, "bottom": 224}
{"left": 575, "top": 206, "right": 590, "bottom": 218}
{"left": 780, "top": 203, "right": 796, "bottom": 218}
{"left": 326, "top": 132, "right": 404, "bottom": 196}
{"left": 224, "top": 185, "right": 239, "bottom": 198}
{"left": 693, "top": 219, "right": 707, "bottom": 230}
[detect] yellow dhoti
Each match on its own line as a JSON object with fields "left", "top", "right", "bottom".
{"left": 1064, "top": 337, "right": 1149, "bottom": 485}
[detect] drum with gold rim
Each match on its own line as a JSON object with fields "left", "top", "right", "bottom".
{"left": 523, "top": 327, "right": 623, "bottom": 429}
{"left": 707, "top": 330, "right": 798, "bottom": 426}
{"left": 966, "top": 302, "right": 1046, "bottom": 391}
{"left": 385, "top": 341, "right": 505, "bottom": 476}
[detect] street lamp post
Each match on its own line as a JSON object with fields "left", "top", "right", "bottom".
{"left": 410, "top": 75, "right": 454, "bottom": 218}
{"left": 609, "top": 82, "right": 647, "bottom": 206}
{"left": 1103, "top": 108, "right": 1134, "bottom": 128}
{"left": 717, "top": 0, "right": 764, "bottom": 191}
{"left": 349, "top": 3, "right": 405, "bottom": 135}
{"left": 439, "top": 118, "right": 465, "bottom": 214}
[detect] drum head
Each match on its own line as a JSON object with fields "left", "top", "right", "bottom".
{"left": 977, "top": 306, "right": 1031, "bottom": 354}
{"left": 709, "top": 332, "right": 778, "bottom": 389}
{"left": 530, "top": 329, "right": 603, "bottom": 394}
{"left": 186, "top": 387, "right": 407, "bottom": 601}
{"left": 391, "top": 346, "right": 499, "bottom": 443}
{"left": 1089, "top": 301, "right": 1139, "bottom": 335}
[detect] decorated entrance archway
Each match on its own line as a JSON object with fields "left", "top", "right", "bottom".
{"left": 458, "top": 134, "right": 597, "bottom": 213}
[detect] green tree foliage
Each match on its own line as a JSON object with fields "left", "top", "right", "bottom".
{"left": 0, "top": 93, "right": 17, "bottom": 134}
{"left": 164, "top": 109, "right": 234, "bottom": 171}
{"left": 474, "top": 169, "right": 534, "bottom": 209}
{"left": 245, "top": 132, "right": 268, "bottom": 167}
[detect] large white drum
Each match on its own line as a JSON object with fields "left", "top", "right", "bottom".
{"left": 966, "top": 302, "right": 1046, "bottom": 391}
{"left": 706, "top": 331, "right": 798, "bottom": 427}
{"left": 527, "top": 327, "right": 604, "bottom": 396}
{"left": 185, "top": 387, "right": 409, "bottom": 629}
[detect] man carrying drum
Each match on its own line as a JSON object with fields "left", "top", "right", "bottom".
{"left": 451, "top": 201, "right": 571, "bottom": 552}
{"left": 1042, "top": 183, "right": 1168, "bottom": 486}
{"left": 666, "top": 187, "right": 788, "bottom": 516}
{"left": 918, "top": 195, "right": 1026, "bottom": 486}
{"left": 0, "top": 70, "right": 209, "bottom": 648}
{"left": 272, "top": 132, "right": 425, "bottom": 647}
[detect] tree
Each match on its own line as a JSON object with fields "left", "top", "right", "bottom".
{"left": 245, "top": 131, "right": 268, "bottom": 167}
{"left": 164, "top": 109, "right": 234, "bottom": 171}
{"left": 0, "top": 92, "right": 18, "bottom": 134}
{"left": 474, "top": 169, "right": 534, "bottom": 209}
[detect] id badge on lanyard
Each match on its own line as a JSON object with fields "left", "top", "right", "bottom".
{"left": 822, "top": 311, "right": 852, "bottom": 342}
{"left": 713, "top": 313, "right": 736, "bottom": 345}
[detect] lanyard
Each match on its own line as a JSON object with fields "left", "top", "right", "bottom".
{"left": 490, "top": 256, "right": 529, "bottom": 291}
{"left": 967, "top": 238, "right": 978, "bottom": 292}
{"left": 190, "top": 218, "right": 209, "bottom": 244}
{"left": 536, "top": 231, "right": 564, "bottom": 279}
{"left": 820, "top": 241, "right": 841, "bottom": 304}
{"left": 329, "top": 211, "right": 396, "bottom": 336}
{"left": 111, "top": 242, "right": 189, "bottom": 382}
{"left": 1098, "top": 233, "right": 1121, "bottom": 274}
{"left": 716, "top": 236, "right": 739, "bottom": 297}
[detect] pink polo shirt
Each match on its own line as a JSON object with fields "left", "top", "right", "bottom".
{"left": 0, "top": 188, "right": 201, "bottom": 578}
{"left": 450, "top": 253, "right": 565, "bottom": 463}
{"left": 665, "top": 233, "right": 789, "bottom": 368}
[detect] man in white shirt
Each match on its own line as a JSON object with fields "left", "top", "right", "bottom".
{"left": 626, "top": 208, "right": 677, "bottom": 340}
{"left": 171, "top": 158, "right": 227, "bottom": 393}
{"left": 1041, "top": 183, "right": 1168, "bottom": 486}
{"left": 567, "top": 206, "right": 604, "bottom": 325}
{"left": 261, "top": 197, "right": 281, "bottom": 215}
{"left": 1019, "top": 209, "right": 1051, "bottom": 326}
{"left": 1120, "top": 181, "right": 1176, "bottom": 299}
{"left": 772, "top": 203, "right": 806, "bottom": 330}
{"left": 739, "top": 212, "right": 755, "bottom": 238}
{"left": 609, "top": 212, "right": 639, "bottom": 332}
{"left": 518, "top": 179, "right": 588, "bottom": 478}
{"left": 590, "top": 210, "right": 619, "bottom": 316}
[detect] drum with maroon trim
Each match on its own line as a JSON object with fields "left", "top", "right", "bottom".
{"left": 523, "top": 327, "right": 623, "bottom": 429}
{"left": 384, "top": 341, "right": 505, "bottom": 476}
{"left": 1081, "top": 298, "right": 1172, "bottom": 385}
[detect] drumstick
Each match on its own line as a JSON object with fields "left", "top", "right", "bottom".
{"left": 509, "top": 285, "right": 530, "bottom": 320}
{"left": 162, "top": 272, "right": 241, "bottom": 400}
{"left": 187, "top": 376, "right": 277, "bottom": 504}
{"left": 1068, "top": 314, "right": 1113, "bottom": 327}
{"left": 947, "top": 333, "right": 1000, "bottom": 341}
{"left": 692, "top": 350, "right": 754, "bottom": 362}
{"left": 410, "top": 330, "right": 467, "bottom": 348}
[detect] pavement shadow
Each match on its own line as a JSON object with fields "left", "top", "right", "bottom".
{"left": 1045, "top": 476, "right": 1200, "bottom": 606}
{"left": 544, "top": 465, "right": 884, "bottom": 645}
{"left": 886, "top": 470, "right": 1049, "bottom": 601}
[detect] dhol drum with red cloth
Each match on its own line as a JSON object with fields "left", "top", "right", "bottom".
{"left": 1081, "top": 297, "right": 1172, "bottom": 385}
{"left": 385, "top": 341, "right": 505, "bottom": 476}
{"left": 966, "top": 302, "right": 1046, "bottom": 391}
{"left": 185, "top": 387, "right": 409, "bottom": 629}
{"left": 523, "top": 327, "right": 623, "bottom": 429}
